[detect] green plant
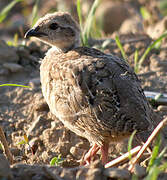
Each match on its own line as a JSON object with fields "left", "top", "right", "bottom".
{"left": 0, "top": 143, "right": 3, "bottom": 150}
{"left": 135, "top": 31, "right": 167, "bottom": 73}
{"left": 50, "top": 154, "right": 64, "bottom": 166}
{"left": 18, "top": 134, "right": 29, "bottom": 146}
{"left": 145, "top": 139, "right": 167, "bottom": 180}
{"left": 147, "top": 134, "right": 161, "bottom": 172}
{"left": 159, "top": 0, "right": 167, "bottom": 16}
{"left": 115, "top": 32, "right": 167, "bottom": 73}
{"left": 134, "top": 49, "right": 139, "bottom": 73}
{"left": 7, "top": 33, "right": 19, "bottom": 47}
{"left": 77, "top": 0, "right": 101, "bottom": 46}
{"left": 31, "top": 0, "right": 40, "bottom": 26}
{"left": 18, "top": 134, "right": 37, "bottom": 155}
{"left": 0, "top": 84, "right": 31, "bottom": 88}
{"left": 0, "top": 0, "right": 23, "bottom": 23}
{"left": 140, "top": 6, "right": 151, "bottom": 20}
{"left": 128, "top": 130, "right": 137, "bottom": 161}
{"left": 115, "top": 35, "right": 128, "bottom": 62}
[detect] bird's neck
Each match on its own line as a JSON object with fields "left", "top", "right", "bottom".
{"left": 61, "top": 41, "right": 80, "bottom": 53}
{"left": 57, "top": 33, "right": 81, "bottom": 53}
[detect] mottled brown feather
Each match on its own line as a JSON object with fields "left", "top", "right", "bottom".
{"left": 40, "top": 46, "right": 152, "bottom": 146}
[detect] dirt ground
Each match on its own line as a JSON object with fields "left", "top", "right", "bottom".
{"left": 0, "top": 0, "right": 167, "bottom": 179}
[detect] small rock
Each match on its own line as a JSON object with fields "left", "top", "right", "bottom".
{"left": 157, "top": 105, "right": 167, "bottom": 111}
{"left": 3, "top": 63, "right": 23, "bottom": 73}
{"left": 0, "top": 66, "right": 9, "bottom": 76}
{"left": 134, "top": 164, "right": 146, "bottom": 178}
{"left": 55, "top": 141, "right": 71, "bottom": 157}
{"left": 96, "top": 2, "right": 131, "bottom": 34}
{"left": 70, "top": 146, "right": 84, "bottom": 158}
{"left": 16, "top": 46, "right": 30, "bottom": 59}
{"left": 76, "top": 167, "right": 88, "bottom": 180}
{"left": 104, "top": 168, "right": 131, "bottom": 180}
{"left": 150, "top": 55, "right": 163, "bottom": 71}
{"left": 86, "top": 160, "right": 104, "bottom": 180}
{"left": 19, "top": 58, "right": 31, "bottom": 66}
{"left": 26, "top": 40, "right": 40, "bottom": 52}
{"left": 60, "top": 168, "right": 75, "bottom": 180}
{"left": 147, "top": 16, "right": 167, "bottom": 39}
{"left": 87, "top": 168, "right": 103, "bottom": 180}
{"left": 0, "top": 154, "right": 13, "bottom": 179}
{"left": 29, "top": 78, "right": 41, "bottom": 88}
{"left": 35, "top": 102, "right": 49, "bottom": 112}
{"left": 119, "top": 15, "right": 144, "bottom": 34}
{"left": 0, "top": 40, "right": 19, "bottom": 64}
{"left": 27, "top": 116, "right": 44, "bottom": 137}
{"left": 41, "top": 151, "right": 49, "bottom": 162}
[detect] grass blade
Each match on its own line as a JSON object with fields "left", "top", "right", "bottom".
{"left": 83, "top": 0, "right": 100, "bottom": 46}
{"left": 77, "top": 0, "right": 84, "bottom": 44}
{"left": 115, "top": 35, "right": 128, "bottom": 62}
{"left": 50, "top": 155, "right": 63, "bottom": 166}
{"left": 0, "top": 0, "right": 23, "bottom": 23}
{"left": 13, "top": 33, "right": 18, "bottom": 47}
{"left": 145, "top": 166, "right": 160, "bottom": 180}
{"left": 159, "top": 161, "right": 167, "bottom": 172}
{"left": 128, "top": 130, "right": 137, "bottom": 160}
{"left": 77, "top": 0, "right": 83, "bottom": 30}
{"left": 134, "top": 49, "right": 139, "bottom": 73}
{"left": 138, "top": 31, "right": 167, "bottom": 70}
{"left": 0, "top": 84, "right": 31, "bottom": 88}
{"left": 147, "top": 134, "right": 161, "bottom": 171}
{"left": 31, "top": 0, "right": 40, "bottom": 26}
{"left": 140, "top": 6, "right": 151, "bottom": 20}
{"left": 145, "top": 147, "right": 167, "bottom": 180}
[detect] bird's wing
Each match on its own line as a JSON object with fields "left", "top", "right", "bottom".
{"left": 40, "top": 47, "right": 152, "bottom": 142}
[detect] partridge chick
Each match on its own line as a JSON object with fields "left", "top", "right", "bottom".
{"left": 25, "top": 12, "right": 153, "bottom": 165}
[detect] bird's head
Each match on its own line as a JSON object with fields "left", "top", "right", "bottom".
{"left": 25, "top": 12, "right": 81, "bottom": 52}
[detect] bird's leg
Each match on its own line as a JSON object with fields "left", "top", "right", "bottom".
{"left": 100, "top": 143, "right": 109, "bottom": 164}
{"left": 83, "top": 143, "right": 100, "bottom": 165}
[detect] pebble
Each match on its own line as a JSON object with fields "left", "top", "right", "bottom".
{"left": 0, "top": 66, "right": 9, "bottom": 75}
{"left": 26, "top": 40, "right": 40, "bottom": 52}
{"left": 70, "top": 146, "right": 84, "bottom": 158}
{"left": 3, "top": 62, "right": 23, "bottom": 73}
{"left": 0, "top": 40, "right": 19, "bottom": 64}
{"left": 0, "top": 154, "right": 13, "bottom": 179}
{"left": 157, "top": 105, "right": 167, "bottom": 111}
{"left": 119, "top": 15, "right": 144, "bottom": 34}
{"left": 27, "top": 116, "right": 43, "bottom": 137}
{"left": 16, "top": 46, "right": 30, "bottom": 59}
{"left": 87, "top": 168, "right": 104, "bottom": 180}
{"left": 60, "top": 169, "right": 75, "bottom": 180}
{"left": 29, "top": 78, "right": 41, "bottom": 88}
{"left": 134, "top": 164, "right": 147, "bottom": 178}
{"left": 103, "top": 167, "right": 131, "bottom": 180}
{"left": 41, "top": 151, "right": 49, "bottom": 162}
{"left": 35, "top": 101, "right": 49, "bottom": 112}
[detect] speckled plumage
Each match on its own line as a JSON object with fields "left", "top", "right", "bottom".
{"left": 40, "top": 46, "right": 152, "bottom": 146}
{"left": 25, "top": 12, "right": 153, "bottom": 164}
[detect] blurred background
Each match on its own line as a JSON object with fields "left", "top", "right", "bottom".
{"left": 0, "top": 0, "right": 167, "bottom": 40}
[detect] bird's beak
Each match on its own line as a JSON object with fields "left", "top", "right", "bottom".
{"left": 24, "top": 28, "right": 47, "bottom": 38}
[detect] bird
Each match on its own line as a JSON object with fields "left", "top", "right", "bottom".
{"left": 25, "top": 12, "right": 153, "bottom": 165}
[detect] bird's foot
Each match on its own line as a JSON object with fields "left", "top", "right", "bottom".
{"left": 79, "top": 143, "right": 100, "bottom": 166}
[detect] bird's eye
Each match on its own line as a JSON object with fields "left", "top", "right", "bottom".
{"left": 49, "top": 23, "right": 59, "bottom": 30}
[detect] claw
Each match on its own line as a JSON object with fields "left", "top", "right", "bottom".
{"left": 79, "top": 143, "right": 109, "bottom": 166}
